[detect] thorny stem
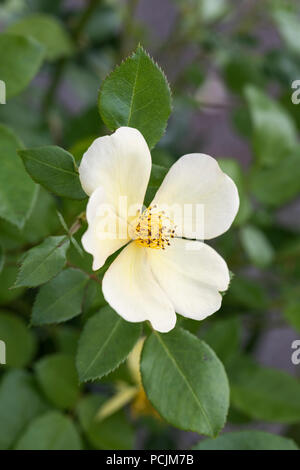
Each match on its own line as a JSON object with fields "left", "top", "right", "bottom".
{"left": 66, "top": 212, "right": 102, "bottom": 285}
{"left": 69, "top": 212, "right": 86, "bottom": 236}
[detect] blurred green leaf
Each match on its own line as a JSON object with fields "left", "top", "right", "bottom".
{"left": 0, "top": 370, "right": 47, "bottom": 450}
{"left": 54, "top": 326, "right": 80, "bottom": 356}
{"left": 0, "top": 33, "right": 44, "bottom": 99}
{"left": 230, "top": 356, "right": 300, "bottom": 423}
{"left": 141, "top": 327, "right": 229, "bottom": 437}
{"left": 32, "top": 268, "right": 89, "bottom": 325}
{"left": 98, "top": 45, "right": 172, "bottom": 149}
{"left": 35, "top": 353, "right": 80, "bottom": 410}
{"left": 0, "top": 124, "right": 37, "bottom": 229}
{"left": 19, "top": 146, "right": 86, "bottom": 200}
{"left": 272, "top": 8, "right": 300, "bottom": 56}
{"left": 77, "top": 395, "right": 134, "bottom": 450}
{"left": 245, "top": 85, "right": 298, "bottom": 166}
{"left": 76, "top": 306, "right": 141, "bottom": 382}
{"left": 240, "top": 225, "right": 274, "bottom": 268}
{"left": 6, "top": 13, "right": 73, "bottom": 61}
{"left": 225, "top": 275, "right": 268, "bottom": 310}
{"left": 223, "top": 53, "right": 264, "bottom": 94}
{"left": 15, "top": 235, "right": 70, "bottom": 288}
{"left": 0, "top": 311, "right": 36, "bottom": 367}
{"left": 202, "top": 317, "right": 241, "bottom": 366}
{"left": 193, "top": 430, "right": 298, "bottom": 450}
{"left": 86, "top": 5, "right": 121, "bottom": 42}
{"left": 15, "top": 411, "right": 82, "bottom": 450}
{"left": 251, "top": 149, "right": 300, "bottom": 207}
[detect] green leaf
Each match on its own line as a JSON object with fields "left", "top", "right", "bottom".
{"left": 77, "top": 395, "right": 134, "bottom": 450}
{"left": 0, "top": 310, "right": 36, "bottom": 367}
{"left": 272, "top": 8, "right": 300, "bottom": 56}
{"left": 193, "top": 430, "right": 298, "bottom": 450}
{"left": 251, "top": 150, "right": 300, "bottom": 207}
{"left": 19, "top": 146, "right": 86, "bottom": 200}
{"left": 202, "top": 317, "right": 240, "bottom": 366}
{"left": 98, "top": 45, "right": 172, "bottom": 149}
{"left": 223, "top": 53, "right": 264, "bottom": 95}
{"left": 0, "top": 33, "right": 44, "bottom": 99}
{"left": 54, "top": 326, "right": 80, "bottom": 356}
{"left": 245, "top": 85, "right": 298, "bottom": 166}
{"left": 229, "top": 356, "right": 300, "bottom": 423}
{"left": 0, "top": 124, "right": 38, "bottom": 229}
{"left": 15, "top": 411, "right": 82, "bottom": 450}
{"left": 140, "top": 327, "right": 229, "bottom": 436}
{"left": 6, "top": 13, "right": 74, "bottom": 61}
{"left": 0, "top": 370, "right": 47, "bottom": 450}
{"left": 32, "top": 268, "right": 89, "bottom": 325}
{"left": 225, "top": 275, "right": 268, "bottom": 310}
{"left": 240, "top": 225, "right": 274, "bottom": 268}
{"left": 15, "top": 235, "right": 70, "bottom": 288}
{"left": 77, "top": 306, "right": 141, "bottom": 382}
{"left": 35, "top": 353, "right": 80, "bottom": 410}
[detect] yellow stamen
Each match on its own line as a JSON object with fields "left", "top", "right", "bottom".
{"left": 133, "top": 205, "right": 175, "bottom": 249}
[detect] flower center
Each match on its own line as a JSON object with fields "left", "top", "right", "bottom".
{"left": 133, "top": 205, "right": 175, "bottom": 250}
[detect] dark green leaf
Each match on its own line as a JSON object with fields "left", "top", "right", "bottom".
{"left": 98, "top": 45, "right": 172, "bottom": 149}
{"left": 76, "top": 306, "right": 141, "bottom": 382}
{"left": 19, "top": 146, "right": 86, "bottom": 200}
{"left": 15, "top": 235, "right": 70, "bottom": 288}
{"left": 32, "top": 268, "right": 89, "bottom": 325}
{"left": 141, "top": 328, "right": 229, "bottom": 436}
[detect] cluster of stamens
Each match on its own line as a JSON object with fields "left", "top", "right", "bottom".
{"left": 133, "top": 205, "right": 175, "bottom": 250}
